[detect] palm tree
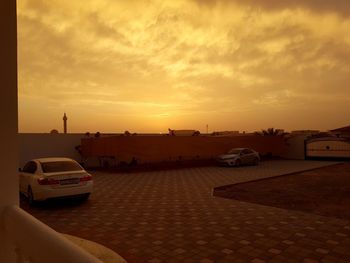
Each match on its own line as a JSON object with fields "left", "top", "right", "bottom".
{"left": 255, "top": 128, "right": 287, "bottom": 136}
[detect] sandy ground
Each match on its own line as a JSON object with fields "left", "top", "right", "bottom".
{"left": 214, "top": 162, "right": 350, "bottom": 220}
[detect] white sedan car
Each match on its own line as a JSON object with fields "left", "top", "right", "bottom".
{"left": 217, "top": 148, "right": 260, "bottom": 167}
{"left": 19, "top": 157, "right": 93, "bottom": 205}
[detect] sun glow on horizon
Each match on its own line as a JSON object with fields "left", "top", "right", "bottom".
{"left": 18, "top": 0, "right": 350, "bottom": 133}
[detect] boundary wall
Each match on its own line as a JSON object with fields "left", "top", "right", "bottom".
{"left": 19, "top": 133, "right": 85, "bottom": 167}
{"left": 81, "top": 135, "right": 288, "bottom": 164}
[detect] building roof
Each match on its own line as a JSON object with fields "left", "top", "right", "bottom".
{"left": 330, "top": 126, "right": 350, "bottom": 132}
{"left": 307, "top": 137, "right": 350, "bottom": 143}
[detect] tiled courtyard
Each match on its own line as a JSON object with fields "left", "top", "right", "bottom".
{"left": 22, "top": 160, "right": 350, "bottom": 263}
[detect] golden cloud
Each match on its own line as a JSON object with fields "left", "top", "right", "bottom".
{"left": 18, "top": 0, "right": 350, "bottom": 132}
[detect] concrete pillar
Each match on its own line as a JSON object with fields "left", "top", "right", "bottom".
{"left": 0, "top": 0, "right": 18, "bottom": 262}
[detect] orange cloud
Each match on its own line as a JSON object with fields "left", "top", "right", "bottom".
{"left": 18, "top": 0, "right": 350, "bottom": 133}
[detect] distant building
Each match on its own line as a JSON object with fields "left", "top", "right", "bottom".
{"left": 330, "top": 126, "right": 350, "bottom": 138}
{"left": 168, "top": 129, "right": 200, "bottom": 136}
{"left": 291, "top": 130, "right": 320, "bottom": 136}
{"left": 211, "top": 131, "right": 240, "bottom": 136}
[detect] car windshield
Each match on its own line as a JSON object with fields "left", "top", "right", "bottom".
{"left": 41, "top": 161, "right": 83, "bottom": 173}
{"left": 227, "top": 149, "right": 242, "bottom": 154}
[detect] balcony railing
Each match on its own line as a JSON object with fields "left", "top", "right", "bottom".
{"left": 2, "top": 205, "right": 103, "bottom": 263}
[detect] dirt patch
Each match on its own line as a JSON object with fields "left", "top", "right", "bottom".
{"left": 213, "top": 163, "right": 350, "bottom": 220}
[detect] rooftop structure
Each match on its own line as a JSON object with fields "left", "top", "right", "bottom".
{"left": 63, "top": 113, "right": 68, "bottom": 134}
{"left": 330, "top": 125, "right": 350, "bottom": 132}
{"left": 291, "top": 130, "right": 320, "bottom": 135}
{"left": 330, "top": 126, "right": 350, "bottom": 137}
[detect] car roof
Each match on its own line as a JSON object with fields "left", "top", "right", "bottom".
{"left": 231, "top": 148, "right": 247, "bottom": 150}
{"left": 31, "top": 157, "right": 76, "bottom": 163}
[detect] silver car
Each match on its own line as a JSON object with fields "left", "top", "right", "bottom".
{"left": 217, "top": 148, "right": 260, "bottom": 167}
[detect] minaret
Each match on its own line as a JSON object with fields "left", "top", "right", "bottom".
{"left": 63, "top": 113, "right": 67, "bottom": 134}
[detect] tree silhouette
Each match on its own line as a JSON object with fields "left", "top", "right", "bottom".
{"left": 255, "top": 128, "right": 287, "bottom": 136}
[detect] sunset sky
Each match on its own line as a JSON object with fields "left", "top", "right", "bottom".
{"left": 18, "top": 0, "right": 350, "bottom": 133}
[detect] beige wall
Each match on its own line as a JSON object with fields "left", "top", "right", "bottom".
{"left": 82, "top": 135, "right": 288, "bottom": 164}
{"left": 0, "top": 0, "right": 18, "bottom": 261}
{"left": 19, "top": 134, "right": 85, "bottom": 167}
{"left": 18, "top": 133, "right": 303, "bottom": 168}
{"left": 281, "top": 135, "right": 307, "bottom": 160}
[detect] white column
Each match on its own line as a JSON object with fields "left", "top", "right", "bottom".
{"left": 0, "top": 0, "right": 18, "bottom": 262}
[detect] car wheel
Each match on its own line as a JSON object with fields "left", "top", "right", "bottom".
{"left": 27, "top": 187, "right": 35, "bottom": 206}
{"left": 235, "top": 159, "right": 241, "bottom": 167}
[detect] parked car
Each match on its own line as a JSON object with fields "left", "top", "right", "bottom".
{"left": 217, "top": 148, "right": 260, "bottom": 167}
{"left": 19, "top": 157, "right": 93, "bottom": 205}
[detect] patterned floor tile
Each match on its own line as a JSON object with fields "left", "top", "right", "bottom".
{"left": 20, "top": 160, "right": 350, "bottom": 263}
